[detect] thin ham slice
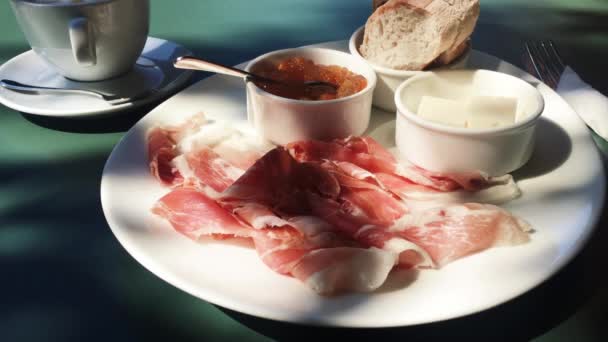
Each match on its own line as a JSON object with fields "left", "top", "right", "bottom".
{"left": 390, "top": 203, "right": 532, "bottom": 267}
{"left": 332, "top": 160, "right": 519, "bottom": 208}
{"left": 252, "top": 216, "right": 352, "bottom": 274}
{"left": 149, "top": 112, "right": 271, "bottom": 190}
{"left": 147, "top": 127, "right": 182, "bottom": 186}
{"left": 223, "top": 199, "right": 397, "bottom": 295}
{"left": 221, "top": 147, "right": 340, "bottom": 213}
{"left": 307, "top": 192, "right": 433, "bottom": 268}
{"left": 376, "top": 172, "right": 522, "bottom": 209}
{"left": 168, "top": 112, "right": 208, "bottom": 143}
{"left": 212, "top": 135, "right": 267, "bottom": 170}
{"left": 147, "top": 113, "right": 209, "bottom": 186}
{"left": 152, "top": 188, "right": 252, "bottom": 240}
{"left": 177, "top": 119, "right": 269, "bottom": 170}
{"left": 291, "top": 247, "right": 397, "bottom": 295}
{"left": 319, "top": 161, "right": 407, "bottom": 225}
{"left": 287, "top": 136, "right": 501, "bottom": 192}
{"left": 180, "top": 146, "right": 245, "bottom": 194}
{"left": 287, "top": 137, "right": 398, "bottom": 175}
{"left": 253, "top": 217, "right": 397, "bottom": 295}
{"left": 219, "top": 148, "right": 346, "bottom": 267}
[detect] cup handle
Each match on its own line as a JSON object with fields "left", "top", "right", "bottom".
{"left": 69, "top": 17, "right": 96, "bottom": 66}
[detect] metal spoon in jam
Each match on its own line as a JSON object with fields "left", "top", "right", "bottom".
{"left": 174, "top": 56, "right": 338, "bottom": 99}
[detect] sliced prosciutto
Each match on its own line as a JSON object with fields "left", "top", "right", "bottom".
{"left": 287, "top": 136, "right": 511, "bottom": 193}
{"left": 148, "top": 113, "right": 533, "bottom": 296}
{"left": 148, "top": 112, "right": 272, "bottom": 190}
{"left": 305, "top": 162, "right": 434, "bottom": 268}
{"left": 307, "top": 193, "right": 531, "bottom": 269}
{"left": 291, "top": 247, "right": 397, "bottom": 294}
{"left": 220, "top": 148, "right": 340, "bottom": 213}
{"left": 218, "top": 148, "right": 401, "bottom": 294}
{"left": 313, "top": 158, "right": 527, "bottom": 268}
{"left": 152, "top": 187, "right": 397, "bottom": 294}
{"left": 389, "top": 203, "right": 531, "bottom": 267}
{"left": 318, "top": 161, "right": 406, "bottom": 225}
{"left": 221, "top": 148, "right": 433, "bottom": 270}
{"left": 174, "top": 146, "right": 245, "bottom": 196}
{"left": 147, "top": 126, "right": 182, "bottom": 185}
{"left": 152, "top": 187, "right": 252, "bottom": 240}
{"left": 286, "top": 149, "right": 527, "bottom": 269}
{"left": 375, "top": 172, "right": 522, "bottom": 209}
{"left": 286, "top": 137, "right": 450, "bottom": 187}
{"left": 252, "top": 219, "right": 397, "bottom": 295}
{"left": 287, "top": 137, "right": 398, "bottom": 175}
{"left": 307, "top": 192, "right": 434, "bottom": 268}
{"left": 147, "top": 112, "right": 210, "bottom": 186}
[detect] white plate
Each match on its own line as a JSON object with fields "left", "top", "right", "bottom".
{"left": 100, "top": 41, "right": 605, "bottom": 328}
{"left": 0, "top": 37, "right": 192, "bottom": 117}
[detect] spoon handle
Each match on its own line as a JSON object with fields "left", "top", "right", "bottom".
{"left": 0, "top": 79, "right": 108, "bottom": 99}
{"left": 174, "top": 56, "right": 252, "bottom": 79}
{"left": 172, "top": 56, "right": 337, "bottom": 93}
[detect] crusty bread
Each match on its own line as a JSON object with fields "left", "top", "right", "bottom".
{"left": 435, "top": 37, "right": 470, "bottom": 66}
{"left": 360, "top": 0, "right": 479, "bottom": 70}
{"left": 371, "top": 0, "right": 471, "bottom": 67}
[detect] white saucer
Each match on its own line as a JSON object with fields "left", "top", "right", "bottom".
{"left": 0, "top": 37, "right": 193, "bottom": 117}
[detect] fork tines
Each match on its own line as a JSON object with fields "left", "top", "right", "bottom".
{"left": 525, "top": 40, "right": 566, "bottom": 89}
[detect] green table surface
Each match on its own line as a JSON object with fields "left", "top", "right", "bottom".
{"left": 1, "top": 1, "right": 608, "bottom": 341}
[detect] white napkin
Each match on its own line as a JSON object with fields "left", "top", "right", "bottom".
{"left": 557, "top": 66, "right": 608, "bottom": 140}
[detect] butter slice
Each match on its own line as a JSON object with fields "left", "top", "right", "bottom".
{"left": 417, "top": 96, "right": 468, "bottom": 128}
{"left": 467, "top": 96, "right": 517, "bottom": 129}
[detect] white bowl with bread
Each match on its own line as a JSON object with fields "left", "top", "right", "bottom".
{"left": 394, "top": 69, "right": 545, "bottom": 176}
{"left": 349, "top": 0, "right": 479, "bottom": 112}
{"left": 245, "top": 47, "right": 377, "bottom": 145}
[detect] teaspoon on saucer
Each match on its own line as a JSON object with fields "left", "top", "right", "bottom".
{"left": 173, "top": 55, "right": 338, "bottom": 94}
{"left": 0, "top": 79, "right": 157, "bottom": 105}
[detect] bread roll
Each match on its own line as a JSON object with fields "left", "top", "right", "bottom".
{"left": 435, "top": 38, "right": 470, "bottom": 66}
{"left": 360, "top": 0, "right": 479, "bottom": 70}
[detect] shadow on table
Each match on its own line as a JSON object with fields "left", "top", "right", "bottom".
{"left": 512, "top": 118, "right": 572, "bottom": 181}
{"left": 21, "top": 110, "right": 146, "bottom": 134}
{"left": 20, "top": 96, "right": 173, "bottom": 134}
{"left": 218, "top": 204, "right": 608, "bottom": 342}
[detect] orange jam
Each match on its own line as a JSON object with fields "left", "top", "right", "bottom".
{"left": 251, "top": 57, "right": 367, "bottom": 101}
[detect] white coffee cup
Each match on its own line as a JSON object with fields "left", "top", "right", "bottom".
{"left": 10, "top": 0, "right": 150, "bottom": 81}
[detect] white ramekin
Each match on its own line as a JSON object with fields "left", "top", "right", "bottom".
{"left": 245, "top": 47, "right": 377, "bottom": 145}
{"left": 349, "top": 25, "right": 471, "bottom": 113}
{"left": 394, "top": 69, "right": 545, "bottom": 176}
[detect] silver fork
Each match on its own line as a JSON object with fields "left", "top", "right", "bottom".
{"left": 524, "top": 40, "right": 566, "bottom": 89}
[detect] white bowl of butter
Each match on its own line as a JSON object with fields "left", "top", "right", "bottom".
{"left": 394, "top": 69, "right": 545, "bottom": 176}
